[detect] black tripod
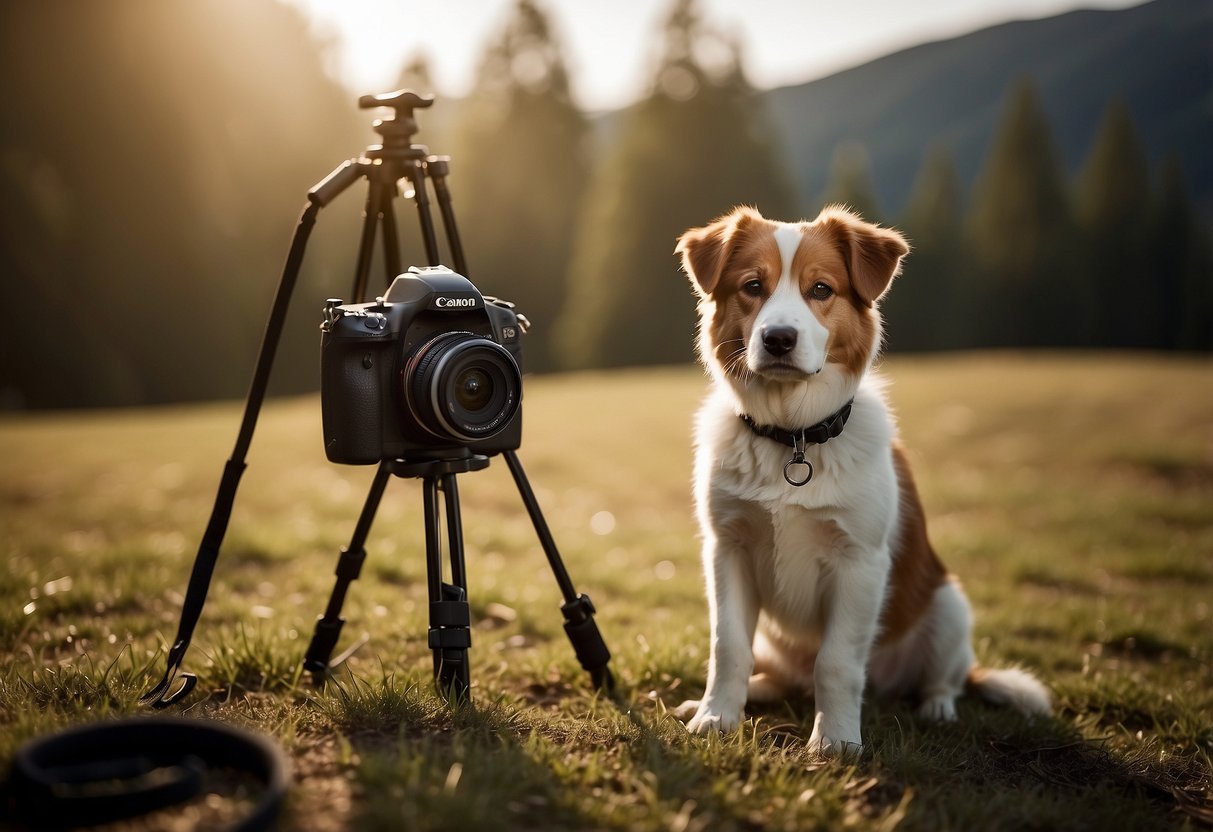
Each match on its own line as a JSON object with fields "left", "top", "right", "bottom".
{"left": 142, "top": 90, "right": 612, "bottom": 707}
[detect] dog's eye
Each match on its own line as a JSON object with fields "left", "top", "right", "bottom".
{"left": 809, "top": 282, "right": 833, "bottom": 300}
{"left": 742, "top": 278, "right": 764, "bottom": 297}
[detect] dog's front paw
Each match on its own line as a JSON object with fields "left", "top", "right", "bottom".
{"left": 674, "top": 699, "right": 744, "bottom": 735}
{"left": 806, "top": 732, "right": 863, "bottom": 759}
{"left": 807, "top": 719, "right": 863, "bottom": 758}
{"left": 672, "top": 699, "right": 701, "bottom": 721}
{"left": 918, "top": 694, "right": 958, "bottom": 722}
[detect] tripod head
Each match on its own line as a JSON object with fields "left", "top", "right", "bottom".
{"left": 360, "top": 89, "right": 434, "bottom": 159}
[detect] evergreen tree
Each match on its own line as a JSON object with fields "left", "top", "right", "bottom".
{"left": 902, "top": 144, "right": 964, "bottom": 246}
{"left": 0, "top": 0, "right": 361, "bottom": 408}
{"left": 396, "top": 53, "right": 436, "bottom": 95}
{"left": 817, "top": 140, "right": 882, "bottom": 224}
{"left": 556, "top": 0, "right": 795, "bottom": 369}
{"left": 966, "top": 77, "right": 1076, "bottom": 347}
{"left": 1149, "top": 155, "right": 1213, "bottom": 351}
{"left": 1074, "top": 98, "right": 1152, "bottom": 346}
{"left": 888, "top": 144, "right": 968, "bottom": 350}
{"left": 446, "top": 0, "right": 589, "bottom": 371}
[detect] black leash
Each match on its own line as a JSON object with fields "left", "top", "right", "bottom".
{"left": 7, "top": 716, "right": 289, "bottom": 830}
{"left": 740, "top": 399, "right": 854, "bottom": 486}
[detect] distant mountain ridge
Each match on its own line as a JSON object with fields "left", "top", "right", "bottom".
{"left": 760, "top": 0, "right": 1212, "bottom": 218}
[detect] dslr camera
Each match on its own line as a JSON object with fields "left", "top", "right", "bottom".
{"left": 320, "top": 266, "right": 525, "bottom": 464}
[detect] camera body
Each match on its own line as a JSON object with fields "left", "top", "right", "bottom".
{"left": 320, "top": 266, "right": 525, "bottom": 464}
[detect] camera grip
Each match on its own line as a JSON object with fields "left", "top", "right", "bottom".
{"left": 320, "top": 340, "right": 388, "bottom": 464}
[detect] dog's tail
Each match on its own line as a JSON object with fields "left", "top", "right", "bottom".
{"left": 966, "top": 666, "right": 1052, "bottom": 717}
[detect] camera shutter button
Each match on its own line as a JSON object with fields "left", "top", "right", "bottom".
{"left": 364, "top": 314, "right": 386, "bottom": 330}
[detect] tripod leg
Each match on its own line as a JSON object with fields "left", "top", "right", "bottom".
{"left": 303, "top": 463, "right": 391, "bottom": 684}
{"left": 423, "top": 475, "right": 471, "bottom": 703}
{"left": 351, "top": 177, "right": 387, "bottom": 303}
{"left": 408, "top": 161, "right": 441, "bottom": 266}
{"left": 141, "top": 199, "right": 324, "bottom": 708}
{"left": 426, "top": 156, "right": 468, "bottom": 276}
{"left": 441, "top": 473, "right": 468, "bottom": 589}
{"left": 502, "top": 451, "right": 614, "bottom": 690}
{"left": 380, "top": 189, "right": 403, "bottom": 282}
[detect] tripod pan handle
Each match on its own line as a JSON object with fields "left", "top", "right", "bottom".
{"left": 358, "top": 89, "right": 434, "bottom": 115}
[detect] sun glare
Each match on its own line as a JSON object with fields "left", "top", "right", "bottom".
{"left": 283, "top": 0, "right": 1144, "bottom": 111}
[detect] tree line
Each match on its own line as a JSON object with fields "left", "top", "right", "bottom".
{"left": 0, "top": 0, "right": 365, "bottom": 408}
{"left": 884, "top": 82, "right": 1212, "bottom": 354}
{"left": 1, "top": 0, "right": 1208, "bottom": 408}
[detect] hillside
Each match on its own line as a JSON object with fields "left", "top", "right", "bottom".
{"left": 762, "top": 0, "right": 1213, "bottom": 217}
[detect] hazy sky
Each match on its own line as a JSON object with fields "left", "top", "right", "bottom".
{"left": 283, "top": 0, "right": 1145, "bottom": 112}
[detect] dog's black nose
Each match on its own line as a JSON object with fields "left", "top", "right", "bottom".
{"left": 762, "top": 326, "right": 798, "bottom": 357}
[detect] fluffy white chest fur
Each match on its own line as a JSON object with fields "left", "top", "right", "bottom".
{"left": 673, "top": 205, "right": 1051, "bottom": 756}
{"left": 696, "top": 379, "right": 896, "bottom": 636}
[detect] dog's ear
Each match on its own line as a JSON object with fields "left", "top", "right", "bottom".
{"left": 676, "top": 206, "right": 762, "bottom": 297}
{"left": 820, "top": 206, "right": 910, "bottom": 306}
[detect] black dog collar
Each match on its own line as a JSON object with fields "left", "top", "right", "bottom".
{"left": 740, "top": 399, "right": 854, "bottom": 486}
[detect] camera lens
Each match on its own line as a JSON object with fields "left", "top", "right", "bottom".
{"left": 455, "top": 367, "right": 492, "bottom": 412}
{"left": 403, "top": 331, "right": 521, "bottom": 443}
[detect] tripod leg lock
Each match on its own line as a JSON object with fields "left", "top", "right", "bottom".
{"left": 560, "top": 594, "right": 612, "bottom": 676}
{"left": 303, "top": 616, "right": 345, "bottom": 675}
{"left": 429, "top": 583, "right": 472, "bottom": 649}
{"left": 429, "top": 601, "right": 470, "bottom": 627}
{"left": 334, "top": 546, "right": 367, "bottom": 581}
{"left": 428, "top": 629, "right": 472, "bottom": 649}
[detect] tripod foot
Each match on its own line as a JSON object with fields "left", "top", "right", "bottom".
{"left": 435, "top": 653, "right": 471, "bottom": 705}
{"left": 303, "top": 616, "right": 345, "bottom": 682}
{"left": 561, "top": 594, "right": 613, "bottom": 691}
{"left": 591, "top": 665, "right": 616, "bottom": 693}
{"left": 430, "top": 583, "right": 472, "bottom": 703}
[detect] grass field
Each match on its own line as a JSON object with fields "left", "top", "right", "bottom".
{"left": 1, "top": 353, "right": 1211, "bottom": 830}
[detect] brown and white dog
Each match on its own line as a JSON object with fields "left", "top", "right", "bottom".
{"left": 672, "top": 205, "right": 1050, "bottom": 755}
